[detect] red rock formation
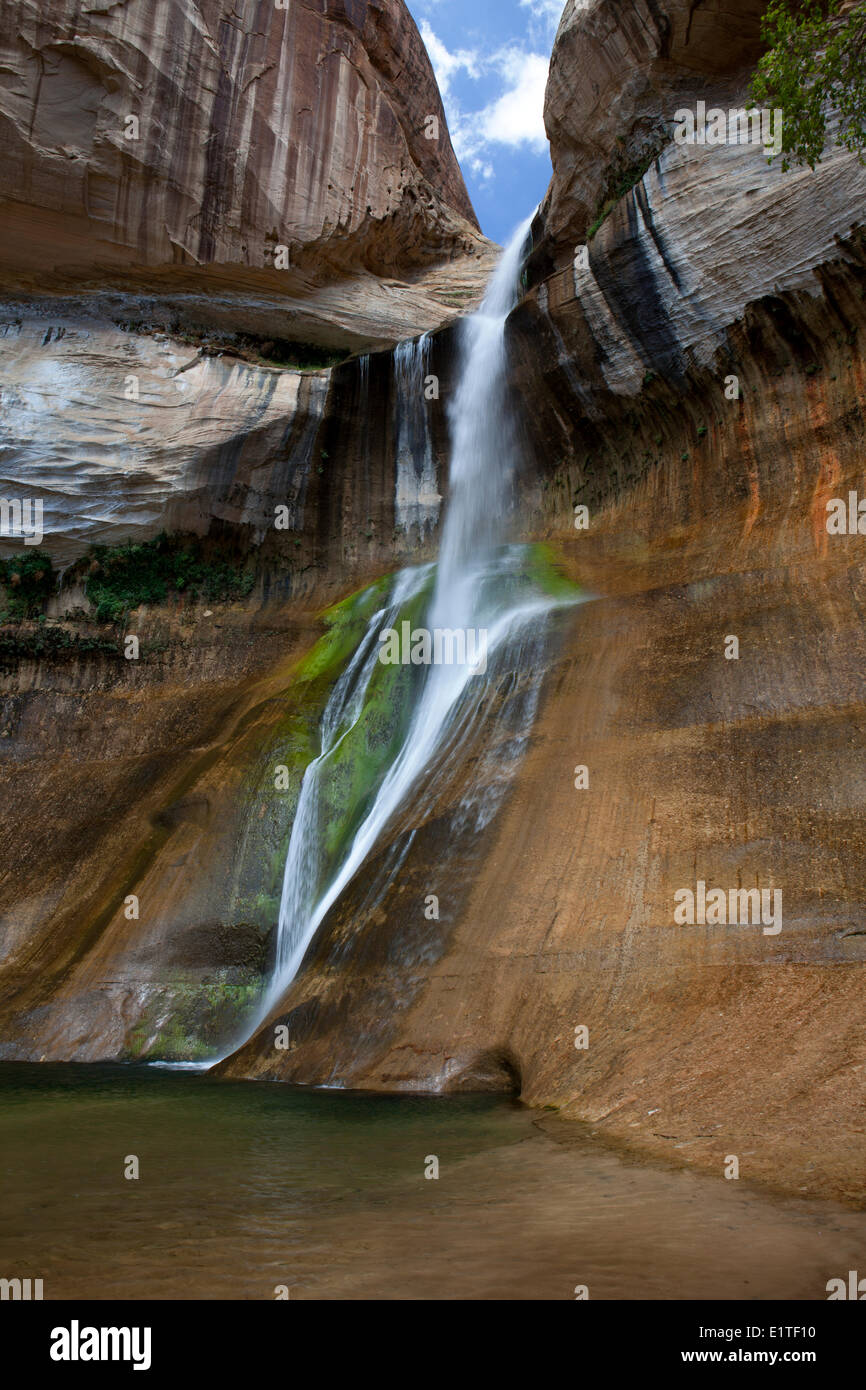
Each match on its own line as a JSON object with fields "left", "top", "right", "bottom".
{"left": 215, "top": 2, "right": 866, "bottom": 1207}
{"left": 3, "top": 0, "right": 866, "bottom": 1215}
{"left": 542, "top": 0, "right": 767, "bottom": 265}
{"left": 0, "top": 0, "right": 486, "bottom": 302}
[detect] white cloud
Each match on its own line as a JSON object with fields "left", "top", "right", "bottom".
{"left": 469, "top": 156, "right": 495, "bottom": 185}
{"left": 420, "top": 21, "right": 479, "bottom": 103}
{"left": 476, "top": 47, "right": 549, "bottom": 152}
{"left": 420, "top": 24, "right": 551, "bottom": 171}
{"left": 518, "top": 0, "right": 567, "bottom": 42}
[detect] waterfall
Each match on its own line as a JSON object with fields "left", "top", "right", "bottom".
{"left": 225, "top": 214, "right": 574, "bottom": 1056}
{"left": 428, "top": 217, "right": 532, "bottom": 639}
{"left": 393, "top": 332, "right": 440, "bottom": 539}
{"left": 269, "top": 561, "right": 433, "bottom": 988}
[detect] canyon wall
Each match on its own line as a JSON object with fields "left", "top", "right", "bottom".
{"left": 0, "top": 0, "right": 485, "bottom": 301}
{"left": 0, "top": 0, "right": 474, "bottom": 1056}
{"left": 539, "top": 0, "right": 767, "bottom": 269}
{"left": 2, "top": 0, "right": 865, "bottom": 1205}
{"left": 221, "top": 0, "right": 866, "bottom": 1203}
{"left": 0, "top": 0, "right": 489, "bottom": 563}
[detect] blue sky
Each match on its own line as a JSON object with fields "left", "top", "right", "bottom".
{"left": 406, "top": 0, "right": 565, "bottom": 245}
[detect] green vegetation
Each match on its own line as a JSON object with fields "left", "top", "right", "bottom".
{"left": 0, "top": 550, "right": 54, "bottom": 621}
{"left": 2, "top": 534, "right": 257, "bottom": 631}
{"left": 260, "top": 572, "right": 434, "bottom": 873}
{"left": 230, "top": 573, "right": 421, "bottom": 936}
{"left": 270, "top": 547, "right": 577, "bottom": 891}
{"left": 292, "top": 577, "right": 394, "bottom": 688}
{"left": 316, "top": 588, "right": 428, "bottom": 864}
{"left": 81, "top": 532, "right": 255, "bottom": 624}
{"left": 135, "top": 553, "right": 580, "bottom": 1054}
{"left": 587, "top": 130, "right": 670, "bottom": 239}
{"left": 750, "top": 0, "right": 866, "bottom": 168}
{"left": 126, "top": 975, "right": 263, "bottom": 1061}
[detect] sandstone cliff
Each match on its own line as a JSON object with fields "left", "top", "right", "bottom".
{"left": 2, "top": 0, "right": 866, "bottom": 1211}
{"left": 0, "top": 0, "right": 494, "bottom": 563}
{"left": 220, "top": 0, "right": 866, "bottom": 1206}
{"left": 541, "top": 0, "right": 767, "bottom": 265}
{"left": 0, "top": 0, "right": 481, "bottom": 280}
{"left": 0, "top": 0, "right": 493, "bottom": 345}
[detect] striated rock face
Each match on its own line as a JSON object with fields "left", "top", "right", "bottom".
{"left": 0, "top": 303, "right": 462, "bottom": 564}
{"left": 215, "top": 259, "right": 866, "bottom": 1202}
{"left": 541, "top": 0, "right": 767, "bottom": 261}
{"left": 0, "top": 598, "right": 349, "bottom": 1063}
{"left": 529, "top": 0, "right": 866, "bottom": 402}
{"left": 3, "top": 0, "right": 866, "bottom": 1212}
{"left": 219, "top": 0, "right": 866, "bottom": 1205}
{"left": 533, "top": 136, "right": 866, "bottom": 397}
{"left": 0, "top": 311, "right": 328, "bottom": 562}
{"left": 0, "top": 0, "right": 495, "bottom": 560}
{"left": 0, "top": 0, "right": 491, "bottom": 343}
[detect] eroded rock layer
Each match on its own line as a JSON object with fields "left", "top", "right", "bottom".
{"left": 219, "top": 0, "right": 866, "bottom": 1203}
{"left": 541, "top": 0, "right": 767, "bottom": 265}
{"left": 0, "top": 0, "right": 481, "bottom": 281}
{"left": 218, "top": 225, "right": 866, "bottom": 1203}
{"left": 1, "top": 0, "right": 865, "bottom": 1208}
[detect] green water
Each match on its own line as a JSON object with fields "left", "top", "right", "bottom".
{"left": 1, "top": 1063, "right": 864, "bottom": 1300}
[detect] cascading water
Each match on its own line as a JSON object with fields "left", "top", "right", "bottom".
{"left": 268, "top": 561, "right": 433, "bottom": 989}
{"left": 224, "top": 214, "right": 576, "bottom": 1058}
{"left": 429, "top": 215, "right": 530, "bottom": 620}
{"left": 393, "top": 332, "right": 440, "bottom": 539}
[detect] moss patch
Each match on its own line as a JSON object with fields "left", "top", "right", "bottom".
{"left": 229, "top": 571, "right": 434, "bottom": 938}
{"left": 126, "top": 973, "right": 263, "bottom": 1061}
{"left": 587, "top": 129, "right": 670, "bottom": 240}
{"left": 525, "top": 543, "right": 582, "bottom": 602}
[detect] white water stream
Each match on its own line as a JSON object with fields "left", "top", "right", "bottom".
{"left": 221, "top": 214, "right": 574, "bottom": 1056}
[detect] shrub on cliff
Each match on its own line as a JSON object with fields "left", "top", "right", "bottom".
{"left": 0, "top": 551, "right": 55, "bottom": 621}
{"left": 751, "top": 0, "right": 866, "bottom": 169}
{"left": 83, "top": 533, "right": 255, "bottom": 623}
